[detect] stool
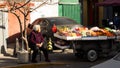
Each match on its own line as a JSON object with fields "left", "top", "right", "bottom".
{"left": 28, "top": 48, "right": 42, "bottom": 62}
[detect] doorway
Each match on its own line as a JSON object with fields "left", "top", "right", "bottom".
{"left": 87, "top": 0, "right": 99, "bottom": 27}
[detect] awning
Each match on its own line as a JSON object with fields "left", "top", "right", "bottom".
{"left": 96, "top": 0, "right": 120, "bottom": 6}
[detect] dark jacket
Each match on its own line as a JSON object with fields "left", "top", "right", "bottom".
{"left": 29, "top": 30, "right": 44, "bottom": 48}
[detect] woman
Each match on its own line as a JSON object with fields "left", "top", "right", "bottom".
{"left": 29, "top": 25, "right": 50, "bottom": 63}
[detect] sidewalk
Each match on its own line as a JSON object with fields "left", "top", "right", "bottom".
{"left": 0, "top": 43, "right": 73, "bottom": 68}
{"left": 0, "top": 54, "right": 18, "bottom": 67}
{"left": 0, "top": 43, "right": 18, "bottom": 68}
{"left": 0, "top": 54, "right": 68, "bottom": 68}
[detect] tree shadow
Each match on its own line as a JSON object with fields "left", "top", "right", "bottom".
{"left": 7, "top": 32, "right": 21, "bottom": 43}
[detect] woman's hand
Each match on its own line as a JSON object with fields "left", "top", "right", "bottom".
{"left": 36, "top": 42, "right": 43, "bottom": 47}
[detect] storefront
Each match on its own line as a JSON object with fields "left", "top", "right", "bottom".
{"left": 96, "top": 0, "right": 120, "bottom": 29}
{"left": 82, "top": 0, "right": 102, "bottom": 27}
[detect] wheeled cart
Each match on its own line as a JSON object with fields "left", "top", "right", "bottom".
{"left": 54, "top": 33, "right": 120, "bottom": 61}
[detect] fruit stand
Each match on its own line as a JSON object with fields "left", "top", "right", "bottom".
{"left": 53, "top": 25, "right": 120, "bottom": 61}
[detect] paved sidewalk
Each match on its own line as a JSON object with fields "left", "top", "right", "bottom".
{"left": 0, "top": 54, "right": 69, "bottom": 68}
{"left": 0, "top": 43, "right": 19, "bottom": 68}
{"left": 0, "top": 55, "right": 18, "bottom": 67}
{"left": 0, "top": 43, "right": 73, "bottom": 68}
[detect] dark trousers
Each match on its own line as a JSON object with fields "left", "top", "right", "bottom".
{"left": 31, "top": 45, "right": 49, "bottom": 61}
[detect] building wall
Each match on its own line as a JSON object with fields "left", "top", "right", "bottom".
{"left": 30, "top": 0, "right": 58, "bottom": 23}
{"left": 82, "top": 0, "right": 104, "bottom": 27}
{"left": 59, "top": 0, "right": 81, "bottom": 24}
{"left": 82, "top": 0, "right": 88, "bottom": 26}
{"left": 59, "top": 0, "right": 79, "bottom": 4}
{"left": 0, "top": 8, "right": 8, "bottom": 53}
{"left": 0, "top": 1, "right": 58, "bottom": 43}
{"left": 8, "top": 7, "right": 30, "bottom": 43}
{"left": 98, "top": 0, "right": 104, "bottom": 27}
{"left": 2, "top": 0, "right": 104, "bottom": 43}
{"left": 30, "top": 0, "right": 81, "bottom": 24}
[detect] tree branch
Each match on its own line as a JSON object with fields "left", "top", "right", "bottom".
{"left": 30, "top": 0, "right": 48, "bottom": 12}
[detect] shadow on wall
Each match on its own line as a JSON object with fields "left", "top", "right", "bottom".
{"left": 7, "top": 32, "right": 21, "bottom": 43}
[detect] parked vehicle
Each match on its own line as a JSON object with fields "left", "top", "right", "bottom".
{"left": 29, "top": 17, "right": 79, "bottom": 50}
{"left": 53, "top": 25, "right": 120, "bottom": 61}
{"left": 29, "top": 17, "right": 120, "bottom": 62}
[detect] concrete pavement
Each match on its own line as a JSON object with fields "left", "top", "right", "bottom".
{"left": 0, "top": 54, "right": 69, "bottom": 68}
{"left": 0, "top": 47, "right": 109, "bottom": 68}
{"left": 0, "top": 43, "right": 73, "bottom": 68}
{"left": 0, "top": 43, "right": 18, "bottom": 68}
{"left": 0, "top": 55, "right": 18, "bottom": 67}
{"left": 1, "top": 43, "right": 108, "bottom": 68}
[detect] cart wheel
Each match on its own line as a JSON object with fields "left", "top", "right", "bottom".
{"left": 87, "top": 49, "right": 98, "bottom": 62}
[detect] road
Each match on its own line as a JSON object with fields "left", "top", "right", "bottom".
{"left": 37, "top": 49, "right": 113, "bottom": 68}
{"left": 1, "top": 49, "right": 113, "bottom": 68}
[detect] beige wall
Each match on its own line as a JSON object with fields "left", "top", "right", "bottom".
{"left": 30, "top": 1, "right": 58, "bottom": 23}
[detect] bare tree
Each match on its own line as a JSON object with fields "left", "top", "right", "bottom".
{"left": 0, "top": 0, "right": 58, "bottom": 51}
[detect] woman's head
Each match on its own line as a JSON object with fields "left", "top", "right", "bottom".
{"left": 33, "top": 25, "right": 41, "bottom": 32}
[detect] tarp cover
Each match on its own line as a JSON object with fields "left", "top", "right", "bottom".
{"left": 96, "top": 0, "right": 120, "bottom": 6}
